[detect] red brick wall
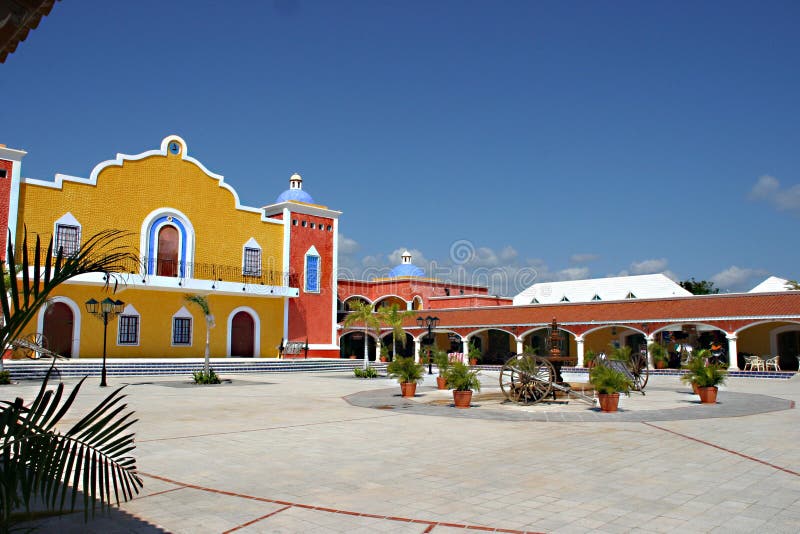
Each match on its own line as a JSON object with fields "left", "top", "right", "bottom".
{"left": 0, "top": 159, "right": 13, "bottom": 260}
{"left": 287, "top": 212, "right": 335, "bottom": 346}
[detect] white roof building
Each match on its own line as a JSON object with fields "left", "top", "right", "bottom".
{"left": 512, "top": 273, "right": 692, "bottom": 305}
{"left": 748, "top": 276, "right": 791, "bottom": 293}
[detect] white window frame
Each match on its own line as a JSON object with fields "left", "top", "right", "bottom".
{"left": 304, "top": 246, "right": 321, "bottom": 294}
{"left": 116, "top": 305, "right": 141, "bottom": 346}
{"left": 242, "top": 237, "right": 262, "bottom": 277}
{"left": 53, "top": 212, "right": 82, "bottom": 257}
{"left": 171, "top": 306, "right": 193, "bottom": 346}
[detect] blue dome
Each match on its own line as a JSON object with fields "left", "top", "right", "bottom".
{"left": 276, "top": 188, "right": 315, "bottom": 204}
{"left": 388, "top": 263, "right": 424, "bottom": 278}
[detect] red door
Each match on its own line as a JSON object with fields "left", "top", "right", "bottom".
{"left": 43, "top": 302, "right": 73, "bottom": 358}
{"left": 231, "top": 312, "right": 255, "bottom": 357}
{"left": 157, "top": 225, "right": 179, "bottom": 276}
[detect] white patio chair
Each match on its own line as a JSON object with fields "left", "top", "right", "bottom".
{"left": 764, "top": 356, "right": 780, "bottom": 371}
{"left": 743, "top": 355, "right": 764, "bottom": 371}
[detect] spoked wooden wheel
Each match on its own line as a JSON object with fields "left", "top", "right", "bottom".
{"left": 630, "top": 352, "right": 649, "bottom": 392}
{"left": 15, "top": 332, "right": 49, "bottom": 359}
{"left": 499, "top": 353, "right": 556, "bottom": 404}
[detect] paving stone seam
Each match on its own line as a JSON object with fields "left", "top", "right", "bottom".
{"left": 642, "top": 422, "right": 800, "bottom": 477}
{"left": 222, "top": 505, "right": 291, "bottom": 533}
{"left": 138, "top": 472, "right": 543, "bottom": 533}
{"left": 132, "top": 485, "right": 187, "bottom": 501}
{"left": 137, "top": 413, "right": 400, "bottom": 443}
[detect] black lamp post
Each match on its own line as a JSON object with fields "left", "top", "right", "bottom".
{"left": 85, "top": 297, "right": 125, "bottom": 387}
{"left": 416, "top": 315, "right": 439, "bottom": 375}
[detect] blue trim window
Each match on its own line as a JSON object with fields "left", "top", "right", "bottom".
{"left": 305, "top": 255, "right": 320, "bottom": 292}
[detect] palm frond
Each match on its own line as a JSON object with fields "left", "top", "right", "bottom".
{"left": 184, "top": 294, "right": 210, "bottom": 316}
{"left": 0, "top": 228, "right": 137, "bottom": 356}
{"left": 0, "top": 365, "right": 142, "bottom": 527}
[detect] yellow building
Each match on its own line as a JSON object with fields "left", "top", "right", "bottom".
{"left": 16, "top": 135, "right": 313, "bottom": 358}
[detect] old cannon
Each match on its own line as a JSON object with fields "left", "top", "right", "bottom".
{"left": 498, "top": 319, "right": 649, "bottom": 405}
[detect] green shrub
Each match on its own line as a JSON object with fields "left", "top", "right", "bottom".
{"left": 192, "top": 368, "right": 221, "bottom": 384}
{"left": 354, "top": 367, "right": 378, "bottom": 378}
{"left": 445, "top": 362, "right": 481, "bottom": 392}
{"left": 386, "top": 356, "right": 423, "bottom": 384}
{"left": 589, "top": 364, "right": 633, "bottom": 395}
{"left": 0, "top": 371, "right": 9, "bottom": 385}
{"left": 680, "top": 350, "right": 727, "bottom": 388}
{"left": 648, "top": 343, "right": 669, "bottom": 366}
{"left": 608, "top": 345, "right": 632, "bottom": 362}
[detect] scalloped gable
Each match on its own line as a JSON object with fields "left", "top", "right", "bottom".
{"left": 22, "top": 135, "right": 282, "bottom": 225}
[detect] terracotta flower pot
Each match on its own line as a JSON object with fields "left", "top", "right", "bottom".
{"left": 691, "top": 382, "right": 699, "bottom": 395}
{"left": 697, "top": 386, "right": 718, "bottom": 404}
{"left": 349, "top": 355, "right": 356, "bottom": 359}
{"left": 585, "top": 361, "right": 594, "bottom": 369}
{"left": 453, "top": 390, "right": 473, "bottom": 408}
{"left": 597, "top": 392, "right": 620, "bottom": 412}
{"left": 436, "top": 376, "right": 447, "bottom": 390}
{"left": 469, "top": 359, "right": 478, "bottom": 366}
{"left": 655, "top": 361, "right": 666, "bottom": 369}
{"left": 400, "top": 382, "right": 417, "bottom": 398}
{"left": 380, "top": 357, "right": 387, "bottom": 363}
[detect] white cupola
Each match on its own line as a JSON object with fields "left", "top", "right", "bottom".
{"left": 289, "top": 173, "right": 303, "bottom": 190}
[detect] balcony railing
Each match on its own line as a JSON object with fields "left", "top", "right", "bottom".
{"left": 15, "top": 248, "right": 298, "bottom": 288}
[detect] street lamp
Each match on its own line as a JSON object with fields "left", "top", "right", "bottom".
{"left": 85, "top": 297, "right": 125, "bottom": 387}
{"left": 416, "top": 315, "right": 439, "bottom": 375}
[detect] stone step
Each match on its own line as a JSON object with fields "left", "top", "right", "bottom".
{"left": 2, "top": 359, "right": 387, "bottom": 380}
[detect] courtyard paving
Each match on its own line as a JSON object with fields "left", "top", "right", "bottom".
{"left": 4, "top": 371, "right": 799, "bottom": 533}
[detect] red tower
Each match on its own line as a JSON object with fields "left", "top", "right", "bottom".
{"left": 263, "top": 174, "right": 341, "bottom": 357}
{"left": 0, "top": 144, "right": 26, "bottom": 260}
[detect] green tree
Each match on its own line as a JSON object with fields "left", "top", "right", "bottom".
{"left": 679, "top": 278, "right": 719, "bottom": 295}
{"left": 342, "top": 300, "right": 381, "bottom": 369}
{"left": 376, "top": 303, "right": 414, "bottom": 360}
{"left": 184, "top": 294, "right": 215, "bottom": 374}
{"left": 785, "top": 280, "right": 800, "bottom": 290}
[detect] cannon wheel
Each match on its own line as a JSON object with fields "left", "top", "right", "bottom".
{"left": 14, "top": 332, "right": 49, "bottom": 359}
{"left": 630, "top": 352, "right": 649, "bottom": 392}
{"left": 499, "top": 353, "right": 556, "bottom": 404}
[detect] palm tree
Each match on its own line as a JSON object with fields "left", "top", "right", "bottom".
{"left": 184, "top": 294, "right": 214, "bottom": 373}
{"left": 376, "top": 303, "right": 414, "bottom": 360}
{"left": 786, "top": 280, "right": 800, "bottom": 290}
{"left": 0, "top": 228, "right": 141, "bottom": 530}
{"left": 342, "top": 300, "right": 381, "bottom": 369}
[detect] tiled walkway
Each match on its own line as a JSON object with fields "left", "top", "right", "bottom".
{"left": 5, "top": 373, "right": 800, "bottom": 533}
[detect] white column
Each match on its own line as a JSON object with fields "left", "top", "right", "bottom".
{"left": 575, "top": 336, "right": 585, "bottom": 368}
{"left": 414, "top": 338, "right": 422, "bottom": 363}
{"left": 462, "top": 338, "right": 470, "bottom": 364}
{"left": 645, "top": 335, "right": 654, "bottom": 369}
{"left": 726, "top": 334, "right": 739, "bottom": 370}
{"left": 515, "top": 337, "right": 524, "bottom": 355}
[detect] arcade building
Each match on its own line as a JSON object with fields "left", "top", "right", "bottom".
{"left": 2, "top": 137, "right": 799, "bottom": 370}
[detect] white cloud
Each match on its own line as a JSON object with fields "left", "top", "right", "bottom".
{"left": 629, "top": 258, "right": 669, "bottom": 275}
{"left": 337, "top": 233, "right": 360, "bottom": 255}
{"left": 710, "top": 266, "right": 768, "bottom": 291}
{"left": 749, "top": 175, "right": 800, "bottom": 215}
{"left": 570, "top": 253, "right": 599, "bottom": 264}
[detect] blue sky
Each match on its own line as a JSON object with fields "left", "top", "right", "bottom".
{"left": 2, "top": 0, "right": 799, "bottom": 295}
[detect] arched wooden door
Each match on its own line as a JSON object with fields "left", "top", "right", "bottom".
{"left": 43, "top": 302, "right": 73, "bottom": 358}
{"left": 231, "top": 312, "right": 255, "bottom": 357}
{"left": 157, "top": 225, "right": 179, "bottom": 276}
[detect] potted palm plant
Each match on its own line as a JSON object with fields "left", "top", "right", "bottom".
{"left": 681, "top": 348, "right": 707, "bottom": 395}
{"left": 379, "top": 344, "right": 389, "bottom": 363}
{"left": 445, "top": 362, "right": 481, "bottom": 408}
{"left": 468, "top": 342, "right": 482, "bottom": 366}
{"left": 589, "top": 364, "right": 633, "bottom": 412}
{"left": 432, "top": 347, "right": 450, "bottom": 389}
{"left": 584, "top": 349, "right": 597, "bottom": 368}
{"left": 649, "top": 342, "right": 669, "bottom": 369}
{"left": 681, "top": 351, "right": 727, "bottom": 403}
{"left": 386, "top": 356, "right": 424, "bottom": 397}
